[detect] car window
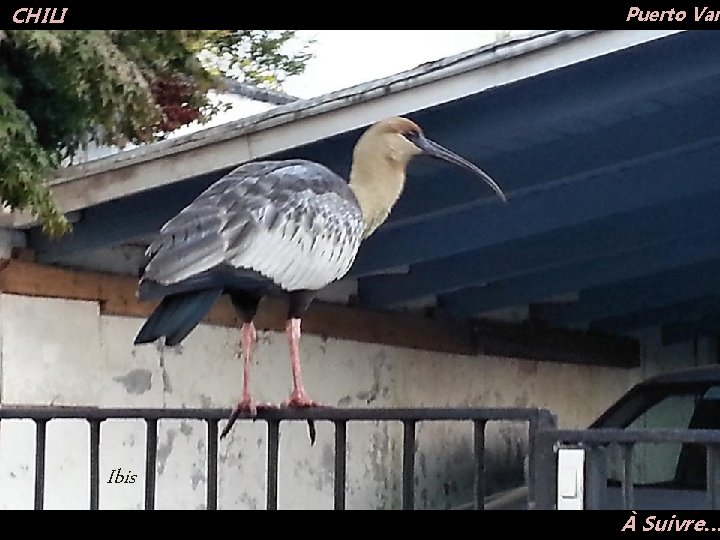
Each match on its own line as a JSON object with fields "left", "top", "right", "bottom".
{"left": 606, "top": 390, "right": 705, "bottom": 487}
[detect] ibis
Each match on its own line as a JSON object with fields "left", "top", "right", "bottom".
{"left": 133, "top": 117, "right": 506, "bottom": 438}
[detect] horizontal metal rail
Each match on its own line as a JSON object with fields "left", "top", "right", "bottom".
{"left": 549, "top": 428, "right": 720, "bottom": 445}
{"left": 0, "top": 406, "right": 553, "bottom": 510}
{"left": 0, "top": 406, "right": 546, "bottom": 422}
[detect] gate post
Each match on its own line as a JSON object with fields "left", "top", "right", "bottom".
{"left": 530, "top": 410, "right": 557, "bottom": 510}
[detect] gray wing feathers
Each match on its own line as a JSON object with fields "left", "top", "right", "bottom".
{"left": 142, "top": 160, "right": 364, "bottom": 292}
{"left": 226, "top": 188, "right": 364, "bottom": 291}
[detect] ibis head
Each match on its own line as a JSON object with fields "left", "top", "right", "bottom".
{"left": 349, "top": 117, "right": 506, "bottom": 238}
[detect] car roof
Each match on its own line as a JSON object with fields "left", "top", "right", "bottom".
{"left": 638, "top": 365, "right": 720, "bottom": 387}
{"left": 589, "top": 366, "right": 720, "bottom": 429}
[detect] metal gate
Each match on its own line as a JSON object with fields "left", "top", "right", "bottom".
{"left": 0, "top": 406, "right": 556, "bottom": 510}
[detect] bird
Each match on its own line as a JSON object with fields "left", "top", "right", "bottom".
{"left": 133, "top": 117, "right": 507, "bottom": 438}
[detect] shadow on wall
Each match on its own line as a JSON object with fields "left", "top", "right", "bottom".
{"left": 412, "top": 420, "right": 528, "bottom": 510}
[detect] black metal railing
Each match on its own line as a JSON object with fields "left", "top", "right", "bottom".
{"left": 535, "top": 428, "right": 720, "bottom": 510}
{"left": 0, "top": 406, "right": 555, "bottom": 510}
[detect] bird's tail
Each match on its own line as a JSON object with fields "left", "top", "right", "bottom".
{"left": 134, "top": 288, "right": 223, "bottom": 346}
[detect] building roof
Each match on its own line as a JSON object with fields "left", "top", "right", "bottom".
{"left": 8, "top": 30, "right": 676, "bottom": 226}
{"left": 221, "top": 79, "right": 300, "bottom": 105}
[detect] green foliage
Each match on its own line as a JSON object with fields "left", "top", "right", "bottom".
{"left": 0, "top": 30, "right": 313, "bottom": 237}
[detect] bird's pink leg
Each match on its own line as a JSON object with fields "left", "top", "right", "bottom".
{"left": 282, "top": 318, "right": 324, "bottom": 408}
{"left": 232, "top": 322, "right": 258, "bottom": 415}
{"left": 222, "top": 322, "right": 272, "bottom": 439}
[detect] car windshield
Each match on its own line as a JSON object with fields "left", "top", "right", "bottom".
{"left": 605, "top": 384, "right": 720, "bottom": 489}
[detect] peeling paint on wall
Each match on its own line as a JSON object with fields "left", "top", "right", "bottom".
{"left": 113, "top": 369, "right": 152, "bottom": 395}
{"left": 157, "top": 429, "right": 177, "bottom": 475}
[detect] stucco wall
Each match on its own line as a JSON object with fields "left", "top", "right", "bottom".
{"left": 0, "top": 294, "right": 714, "bottom": 509}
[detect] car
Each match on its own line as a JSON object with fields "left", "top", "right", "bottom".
{"left": 583, "top": 365, "right": 720, "bottom": 509}
{"left": 457, "top": 366, "right": 720, "bottom": 510}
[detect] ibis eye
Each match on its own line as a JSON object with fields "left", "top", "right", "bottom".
{"left": 403, "top": 131, "right": 420, "bottom": 144}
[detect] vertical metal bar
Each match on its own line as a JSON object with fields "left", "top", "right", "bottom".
{"left": 266, "top": 419, "right": 280, "bottom": 510}
{"left": 526, "top": 415, "right": 537, "bottom": 510}
{"left": 707, "top": 444, "right": 720, "bottom": 510}
{"left": 34, "top": 419, "right": 47, "bottom": 510}
{"left": 144, "top": 419, "right": 157, "bottom": 511}
{"left": 89, "top": 419, "right": 101, "bottom": 510}
{"left": 621, "top": 443, "right": 634, "bottom": 510}
{"left": 334, "top": 421, "right": 347, "bottom": 510}
{"left": 207, "top": 419, "right": 218, "bottom": 510}
{"left": 402, "top": 420, "right": 416, "bottom": 510}
{"left": 473, "top": 420, "right": 486, "bottom": 510}
{"left": 528, "top": 410, "right": 557, "bottom": 509}
{"left": 533, "top": 430, "right": 558, "bottom": 510}
{"left": 585, "top": 445, "right": 608, "bottom": 510}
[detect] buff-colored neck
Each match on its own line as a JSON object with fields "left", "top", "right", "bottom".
{"left": 349, "top": 133, "right": 413, "bottom": 238}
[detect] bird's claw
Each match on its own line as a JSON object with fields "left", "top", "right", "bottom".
{"left": 280, "top": 391, "right": 328, "bottom": 446}
{"left": 236, "top": 397, "right": 259, "bottom": 417}
{"left": 220, "top": 397, "right": 274, "bottom": 439}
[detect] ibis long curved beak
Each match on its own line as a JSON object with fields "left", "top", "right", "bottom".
{"left": 415, "top": 135, "right": 507, "bottom": 202}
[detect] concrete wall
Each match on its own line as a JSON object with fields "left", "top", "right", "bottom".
{"left": 0, "top": 293, "right": 715, "bottom": 509}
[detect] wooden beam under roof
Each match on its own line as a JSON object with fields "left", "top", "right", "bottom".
{"left": 0, "top": 259, "right": 639, "bottom": 367}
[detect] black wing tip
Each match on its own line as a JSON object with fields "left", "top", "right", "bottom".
{"left": 164, "top": 334, "right": 184, "bottom": 347}
{"left": 133, "top": 288, "right": 223, "bottom": 348}
{"left": 133, "top": 328, "right": 185, "bottom": 347}
{"left": 133, "top": 331, "right": 175, "bottom": 347}
{"left": 133, "top": 307, "right": 167, "bottom": 346}
{"left": 133, "top": 328, "right": 162, "bottom": 346}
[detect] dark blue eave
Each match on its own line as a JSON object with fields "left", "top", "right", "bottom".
{"left": 26, "top": 31, "right": 720, "bottom": 346}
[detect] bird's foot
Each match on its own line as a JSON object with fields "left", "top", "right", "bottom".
{"left": 221, "top": 396, "right": 274, "bottom": 439}
{"left": 235, "top": 396, "right": 261, "bottom": 417}
{"left": 281, "top": 390, "right": 327, "bottom": 409}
